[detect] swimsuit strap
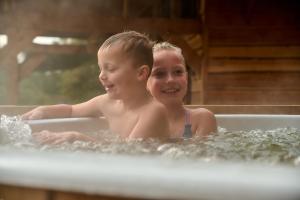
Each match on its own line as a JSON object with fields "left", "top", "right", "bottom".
{"left": 185, "top": 108, "right": 191, "bottom": 125}
{"left": 183, "top": 109, "right": 193, "bottom": 139}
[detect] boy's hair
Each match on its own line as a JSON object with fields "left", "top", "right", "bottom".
{"left": 153, "top": 42, "right": 185, "bottom": 64}
{"left": 100, "top": 31, "right": 154, "bottom": 69}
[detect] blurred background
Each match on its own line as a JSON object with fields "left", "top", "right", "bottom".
{"left": 0, "top": 0, "right": 300, "bottom": 105}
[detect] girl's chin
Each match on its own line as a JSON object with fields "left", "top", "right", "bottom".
{"left": 161, "top": 92, "right": 183, "bottom": 98}
{"left": 161, "top": 97, "right": 182, "bottom": 105}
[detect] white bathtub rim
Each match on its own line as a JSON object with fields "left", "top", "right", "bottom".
{"left": 0, "top": 149, "right": 300, "bottom": 200}
{"left": 24, "top": 114, "right": 300, "bottom": 132}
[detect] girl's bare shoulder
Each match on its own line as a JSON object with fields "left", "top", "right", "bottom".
{"left": 190, "top": 107, "right": 216, "bottom": 121}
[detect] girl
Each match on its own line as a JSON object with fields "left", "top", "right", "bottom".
{"left": 147, "top": 42, "right": 217, "bottom": 138}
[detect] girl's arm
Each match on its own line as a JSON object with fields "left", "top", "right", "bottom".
{"left": 194, "top": 108, "right": 217, "bottom": 137}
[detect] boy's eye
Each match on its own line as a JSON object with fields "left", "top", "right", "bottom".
{"left": 107, "top": 67, "right": 116, "bottom": 72}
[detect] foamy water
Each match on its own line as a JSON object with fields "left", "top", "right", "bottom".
{"left": 1, "top": 115, "right": 300, "bottom": 166}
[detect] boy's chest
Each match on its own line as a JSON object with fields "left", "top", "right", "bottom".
{"left": 106, "top": 110, "right": 139, "bottom": 138}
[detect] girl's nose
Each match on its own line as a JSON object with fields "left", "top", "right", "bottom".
{"left": 166, "top": 73, "right": 175, "bottom": 82}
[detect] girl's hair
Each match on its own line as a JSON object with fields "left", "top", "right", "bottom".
{"left": 100, "top": 31, "right": 154, "bottom": 69}
{"left": 153, "top": 41, "right": 185, "bottom": 64}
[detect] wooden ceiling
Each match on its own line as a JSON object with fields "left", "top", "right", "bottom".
{"left": 0, "top": 0, "right": 203, "bottom": 71}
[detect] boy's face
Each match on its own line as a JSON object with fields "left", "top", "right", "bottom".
{"left": 147, "top": 50, "right": 187, "bottom": 105}
{"left": 97, "top": 44, "right": 139, "bottom": 99}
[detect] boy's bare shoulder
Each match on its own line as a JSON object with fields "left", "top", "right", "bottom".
{"left": 87, "top": 94, "right": 112, "bottom": 105}
{"left": 134, "top": 100, "right": 169, "bottom": 139}
{"left": 144, "top": 100, "right": 167, "bottom": 115}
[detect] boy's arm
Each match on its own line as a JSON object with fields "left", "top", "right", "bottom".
{"left": 22, "top": 95, "right": 106, "bottom": 120}
{"left": 71, "top": 95, "right": 105, "bottom": 118}
{"left": 22, "top": 104, "right": 72, "bottom": 120}
{"left": 129, "top": 105, "right": 170, "bottom": 139}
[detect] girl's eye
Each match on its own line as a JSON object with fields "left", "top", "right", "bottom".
{"left": 152, "top": 71, "right": 166, "bottom": 79}
{"left": 174, "top": 69, "right": 185, "bottom": 76}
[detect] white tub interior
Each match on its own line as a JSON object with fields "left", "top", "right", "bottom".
{"left": 27, "top": 114, "right": 300, "bottom": 132}
{"left": 1, "top": 114, "right": 300, "bottom": 200}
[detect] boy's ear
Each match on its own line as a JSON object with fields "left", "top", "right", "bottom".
{"left": 137, "top": 65, "right": 150, "bottom": 80}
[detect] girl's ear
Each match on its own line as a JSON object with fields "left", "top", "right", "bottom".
{"left": 137, "top": 65, "right": 150, "bottom": 81}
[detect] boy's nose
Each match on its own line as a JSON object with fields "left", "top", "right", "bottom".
{"left": 99, "top": 71, "right": 106, "bottom": 81}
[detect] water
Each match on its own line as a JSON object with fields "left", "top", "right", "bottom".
{"left": 1, "top": 115, "right": 300, "bottom": 166}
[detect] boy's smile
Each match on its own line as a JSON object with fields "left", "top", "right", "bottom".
{"left": 101, "top": 81, "right": 114, "bottom": 92}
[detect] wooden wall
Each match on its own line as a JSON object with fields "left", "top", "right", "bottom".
{"left": 203, "top": 0, "right": 300, "bottom": 105}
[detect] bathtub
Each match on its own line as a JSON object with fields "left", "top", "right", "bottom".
{"left": 1, "top": 114, "right": 300, "bottom": 200}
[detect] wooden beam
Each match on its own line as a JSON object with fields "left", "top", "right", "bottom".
{"left": 0, "top": 15, "right": 202, "bottom": 36}
{"left": 28, "top": 44, "right": 92, "bottom": 55}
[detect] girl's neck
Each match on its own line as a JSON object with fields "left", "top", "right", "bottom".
{"left": 164, "top": 102, "right": 185, "bottom": 121}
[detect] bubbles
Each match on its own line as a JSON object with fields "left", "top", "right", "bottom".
{"left": 0, "top": 115, "right": 33, "bottom": 146}
{"left": 1, "top": 116, "right": 300, "bottom": 167}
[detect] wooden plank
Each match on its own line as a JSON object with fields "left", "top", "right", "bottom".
{"left": 209, "top": 46, "right": 300, "bottom": 58}
{"left": 0, "top": 185, "right": 47, "bottom": 200}
{"left": 54, "top": 191, "right": 146, "bottom": 200}
{"left": 209, "top": 59, "right": 300, "bottom": 73}
{"left": 206, "top": 72, "right": 300, "bottom": 90}
{"left": 209, "top": 28, "right": 300, "bottom": 46}
{"left": 204, "top": 90, "right": 300, "bottom": 105}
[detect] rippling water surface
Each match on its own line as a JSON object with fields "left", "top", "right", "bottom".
{"left": 1, "top": 115, "right": 300, "bottom": 166}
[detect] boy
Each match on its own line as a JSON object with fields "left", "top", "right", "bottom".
{"left": 22, "top": 31, "right": 170, "bottom": 144}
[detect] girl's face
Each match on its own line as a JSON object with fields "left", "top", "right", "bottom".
{"left": 147, "top": 49, "right": 187, "bottom": 105}
{"left": 98, "top": 45, "right": 138, "bottom": 99}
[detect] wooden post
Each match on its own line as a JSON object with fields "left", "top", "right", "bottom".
{"left": 5, "top": 60, "right": 20, "bottom": 105}
{"left": 200, "top": 0, "right": 209, "bottom": 105}
{"left": 122, "top": 0, "right": 128, "bottom": 18}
